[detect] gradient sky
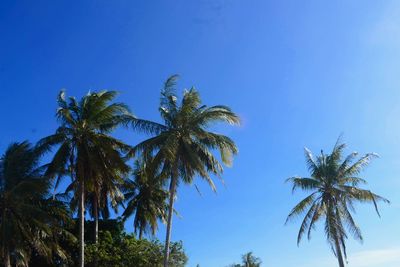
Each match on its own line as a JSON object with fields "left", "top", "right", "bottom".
{"left": 1, "top": 1, "right": 400, "bottom": 266}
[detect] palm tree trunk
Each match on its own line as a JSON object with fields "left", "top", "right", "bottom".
{"left": 2, "top": 219, "right": 10, "bottom": 267}
{"left": 94, "top": 195, "right": 99, "bottom": 244}
{"left": 139, "top": 228, "right": 143, "bottom": 240}
{"left": 4, "top": 248, "right": 10, "bottom": 267}
{"left": 93, "top": 194, "right": 99, "bottom": 267}
{"left": 334, "top": 235, "right": 345, "bottom": 267}
{"left": 2, "top": 205, "right": 10, "bottom": 267}
{"left": 163, "top": 174, "right": 177, "bottom": 267}
{"left": 79, "top": 180, "right": 85, "bottom": 267}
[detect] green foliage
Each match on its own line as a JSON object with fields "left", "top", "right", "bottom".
{"left": 83, "top": 219, "right": 125, "bottom": 243}
{"left": 286, "top": 138, "right": 389, "bottom": 266}
{"left": 0, "top": 142, "right": 75, "bottom": 266}
{"left": 85, "top": 231, "right": 188, "bottom": 267}
{"left": 27, "top": 219, "right": 188, "bottom": 267}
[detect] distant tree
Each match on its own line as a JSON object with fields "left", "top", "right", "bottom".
{"left": 241, "top": 252, "right": 262, "bottom": 267}
{"left": 286, "top": 139, "right": 389, "bottom": 267}
{"left": 122, "top": 158, "right": 168, "bottom": 239}
{"left": 228, "top": 252, "right": 262, "bottom": 267}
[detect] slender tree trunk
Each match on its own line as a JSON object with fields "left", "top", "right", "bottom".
{"left": 163, "top": 175, "right": 177, "bottom": 267}
{"left": 93, "top": 194, "right": 99, "bottom": 267}
{"left": 79, "top": 180, "right": 85, "bottom": 267}
{"left": 94, "top": 195, "right": 99, "bottom": 244}
{"left": 334, "top": 235, "right": 345, "bottom": 267}
{"left": 2, "top": 210, "right": 11, "bottom": 267}
{"left": 4, "top": 248, "right": 10, "bottom": 267}
{"left": 139, "top": 228, "right": 143, "bottom": 240}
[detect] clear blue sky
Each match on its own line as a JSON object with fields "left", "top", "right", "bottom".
{"left": 1, "top": 1, "right": 400, "bottom": 266}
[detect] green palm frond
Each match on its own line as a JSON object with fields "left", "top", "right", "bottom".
{"left": 0, "top": 142, "right": 74, "bottom": 265}
{"left": 286, "top": 177, "right": 320, "bottom": 193}
{"left": 286, "top": 193, "right": 318, "bottom": 224}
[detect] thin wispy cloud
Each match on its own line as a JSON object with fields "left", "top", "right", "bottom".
{"left": 348, "top": 247, "right": 400, "bottom": 267}
{"left": 368, "top": 3, "right": 400, "bottom": 47}
{"left": 298, "top": 247, "right": 400, "bottom": 267}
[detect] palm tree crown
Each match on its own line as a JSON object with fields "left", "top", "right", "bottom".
{"left": 286, "top": 139, "right": 389, "bottom": 267}
{"left": 132, "top": 75, "right": 240, "bottom": 189}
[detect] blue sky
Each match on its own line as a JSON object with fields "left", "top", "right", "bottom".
{"left": 1, "top": 1, "right": 400, "bottom": 266}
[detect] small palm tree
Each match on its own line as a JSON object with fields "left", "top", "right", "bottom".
{"left": 38, "top": 90, "right": 133, "bottom": 267}
{"left": 0, "top": 141, "right": 73, "bottom": 267}
{"left": 122, "top": 158, "right": 168, "bottom": 239}
{"left": 241, "top": 252, "right": 262, "bottom": 267}
{"left": 286, "top": 139, "right": 389, "bottom": 267}
{"left": 130, "top": 75, "right": 240, "bottom": 266}
{"left": 228, "top": 252, "right": 262, "bottom": 267}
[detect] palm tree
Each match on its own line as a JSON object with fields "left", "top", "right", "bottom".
{"left": 286, "top": 139, "right": 389, "bottom": 267}
{"left": 0, "top": 141, "right": 73, "bottom": 267}
{"left": 122, "top": 158, "right": 168, "bottom": 239}
{"left": 228, "top": 252, "right": 262, "bottom": 267}
{"left": 67, "top": 150, "right": 129, "bottom": 244}
{"left": 130, "top": 75, "right": 240, "bottom": 266}
{"left": 37, "top": 90, "right": 133, "bottom": 267}
{"left": 88, "top": 172, "right": 126, "bottom": 244}
{"left": 89, "top": 142, "right": 130, "bottom": 244}
{"left": 241, "top": 252, "right": 262, "bottom": 267}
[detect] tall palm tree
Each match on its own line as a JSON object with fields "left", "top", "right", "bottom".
{"left": 37, "top": 90, "right": 133, "bottom": 267}
{"left": 130, "top": 75, "right": 240, "bottom": 266}
{"left": 122, "top": 158, "right": 168, "bottom": 239}
{"left": 0, "top": 141, "right": 73, "bottom": 267}
{"left": 286, "top": 139, "right": 389, "bottom": 267}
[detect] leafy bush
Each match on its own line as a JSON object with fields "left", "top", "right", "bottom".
{"left": 85, "top": 231, "right": 187, "bottom": 267}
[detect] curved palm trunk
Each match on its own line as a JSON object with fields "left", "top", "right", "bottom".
{"left": 79, "top": 180, "right": 85, "bottom": 267}
{"left": 334, "top": 236, "right": 345, "bottom": 267}
{"left": 163, "top": 174, "right": 178, "bottom": 267}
